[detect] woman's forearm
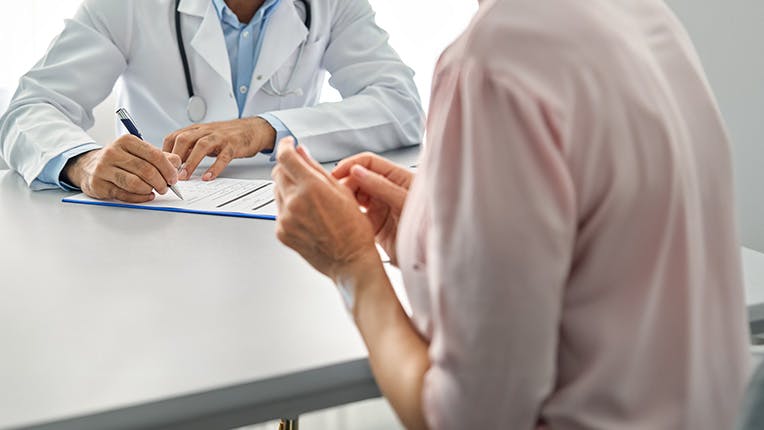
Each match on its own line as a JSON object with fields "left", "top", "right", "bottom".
{"left": 343, "top": 254, "right": 431, "bottom": 430}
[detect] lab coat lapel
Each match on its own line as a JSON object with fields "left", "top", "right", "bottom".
{"left": 248, "top": 0, "right": 308, "bottom": 95}
{"left": 178, "top": 0, "right": 232, "bottom": 88}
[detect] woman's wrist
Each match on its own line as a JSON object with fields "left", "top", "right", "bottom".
{"left": 334, "top": 245, "right": 389, "bottom": 317}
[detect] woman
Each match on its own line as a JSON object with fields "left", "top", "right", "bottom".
{"left": 271, "top": 0, "right": 750, "bottom": 428}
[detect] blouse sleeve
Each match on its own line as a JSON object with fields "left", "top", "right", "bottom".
{"left": 420, "top": 60, "right": 576, "bottom": 429}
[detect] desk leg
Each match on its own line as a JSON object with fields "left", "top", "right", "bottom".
{"left": 278, "top": 417, "right": 298, "bottom": 430}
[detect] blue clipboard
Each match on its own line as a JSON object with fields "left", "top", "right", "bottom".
{"left": 62, "top": 177, "right": 278, "bottom": 220}
{"left": 61, "top": 197, "right": 277, "bottom": 220}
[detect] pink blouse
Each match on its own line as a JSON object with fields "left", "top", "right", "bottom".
{"left": 396, "top": 0, "right": 750, "bottom": 428}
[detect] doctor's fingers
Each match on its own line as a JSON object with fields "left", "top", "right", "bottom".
{"left": 112, "top": 155, "right": 171, "bottom": 195}
{"left": 109, "top": 188, "right": 156, "bottom": 203}
{"left": 162, "top": 125, "right": 202, "bottom": 153}
{"left": 182, "top": 135, "right": 223, "bottom": 180}
{"left": 119, "top": 137, "right": 179, "bottom": 186}
{"left": 163, "top": 152, "right": 182, "bottom": 169}
{"left": 203, "top": 146, "right": 236, "bottom": 181}
{"left": 167, "top": 128, "right": 211, "bottom": 162}
{"left": 82, "top": 176, "right": 155, "bottom": 203}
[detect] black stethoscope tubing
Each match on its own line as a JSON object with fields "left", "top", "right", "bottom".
{"left": 174, "top": 0, "right": 311, "bottom": 122}
{"left": 175, "top": 0, "right": 195, "bottom": 102}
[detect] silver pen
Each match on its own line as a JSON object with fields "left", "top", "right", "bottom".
{"left": 116, "top": 108, "right": 184, "bottom": 200}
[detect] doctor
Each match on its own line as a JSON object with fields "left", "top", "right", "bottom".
{"left": 0, "top": 0, "right": 424, "bottom": 203}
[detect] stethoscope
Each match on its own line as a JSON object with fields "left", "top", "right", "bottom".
{"left": 174, "top": 0, "right": 312, "bottom": 123}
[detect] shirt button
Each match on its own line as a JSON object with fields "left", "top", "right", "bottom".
{"left": 242, "top": 31, "right": 250, "bottom": 38}
{"left": 239, "top": 85, "right": 248, "bottom": 94}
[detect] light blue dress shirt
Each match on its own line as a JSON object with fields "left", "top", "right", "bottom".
{"left": 39, "top": 0, "right": 294, "bottom": 189}
{"left": 212, "top": 0, "right": 278, "bottom": 116}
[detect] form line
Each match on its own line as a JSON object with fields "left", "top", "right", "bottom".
{"left": 216, "top": 183, "right": 271, "bottom": 208}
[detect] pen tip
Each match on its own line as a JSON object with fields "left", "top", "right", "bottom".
{"left": 169, "top": 184, "right": 184, "bottom": 201}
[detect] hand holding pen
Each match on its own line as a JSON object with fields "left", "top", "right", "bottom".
{"left": 117, "top": 108, "right": 184, "bottom": 200}
{"left": 60, "top": 109, "right": 183, "bottom": 203}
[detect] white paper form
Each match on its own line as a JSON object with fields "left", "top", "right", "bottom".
{"left": 62, "top": 178, "right": 278, "bottom": 220}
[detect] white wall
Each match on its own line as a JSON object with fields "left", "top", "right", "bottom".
{"left": 0, "top": 1, "right": 82, "bottom": 88}
{"left": 665, "top": 0, "right": 764, "bottom": 252}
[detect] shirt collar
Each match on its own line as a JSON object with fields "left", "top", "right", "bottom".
{"left": 211, "top": 0, "right": 282, "bottom": 28}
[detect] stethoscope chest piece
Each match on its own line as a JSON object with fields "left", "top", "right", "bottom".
{"left": 187, "top": 95, "right": 207, "bottom": 123}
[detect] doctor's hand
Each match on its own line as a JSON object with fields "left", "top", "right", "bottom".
{"left": 332, "top": 153, "right": 413, "bottom": 266}
{"left": 62, "top": 135, "right": 181, "bottom": 203}
{"left": 272, "top": 138, "right": 381, "bottom": 284}
{"left": 163, "top": 117, "right": 276, "bottom": 182}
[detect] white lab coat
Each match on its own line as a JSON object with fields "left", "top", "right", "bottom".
{"left": 0, "top": 0, "right": 424, "bottom": 188}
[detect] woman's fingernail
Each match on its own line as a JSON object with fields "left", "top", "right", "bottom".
{"left": 351, "top": 165, "right": 367, "bottom": 178}
{"left": 179, "top": 169, "right": 187, "bottom": 180}
{"left": 148, "top": 194, "right": 155, "bottom": 201}
{"left": 203, "top": 172, "right": 213, "bottom": 181}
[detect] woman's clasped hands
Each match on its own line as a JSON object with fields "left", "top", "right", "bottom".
{"left": 271, "top": 137, "right": 414, "bottom": 286}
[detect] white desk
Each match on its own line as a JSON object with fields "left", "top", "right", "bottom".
{"left": 0, "top": 146, "right": 419, "bottom": 430}
{"left": 2, "top": 146, "right": 761, "bottom": 429}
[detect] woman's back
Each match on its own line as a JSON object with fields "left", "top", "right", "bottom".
{"left": 398, "top": 0, "right": 750, "bottom": 428}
